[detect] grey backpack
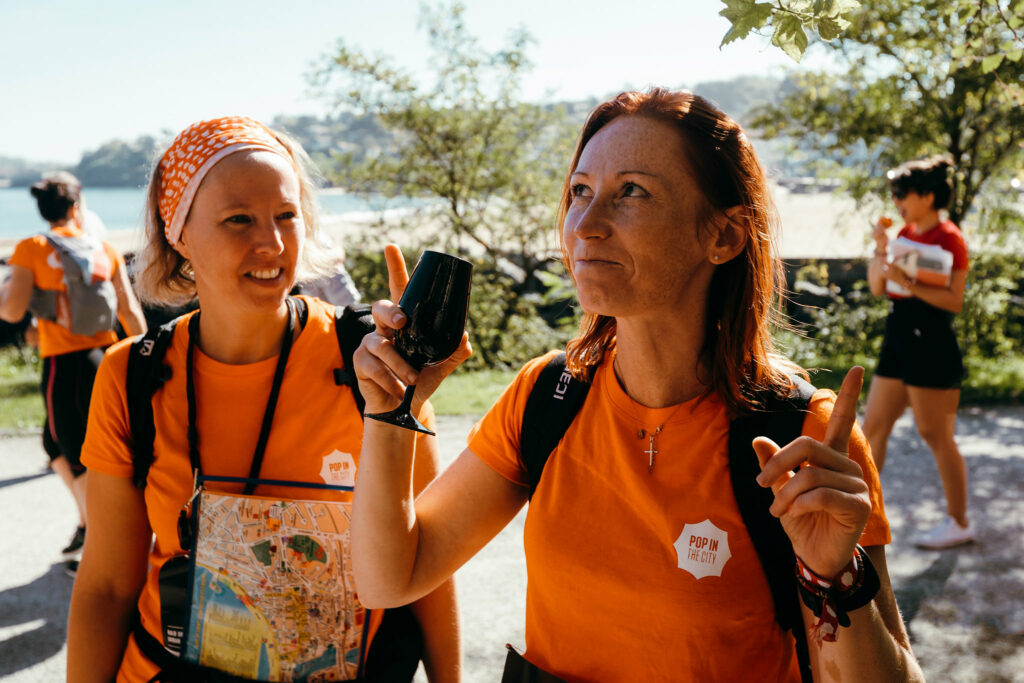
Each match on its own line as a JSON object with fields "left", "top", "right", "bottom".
{"left": 29, "top": 233, "right": 118, "bottom": 336}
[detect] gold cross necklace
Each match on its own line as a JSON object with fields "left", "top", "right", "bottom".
{"left": 630, "top": 410, "right": 686, "bottom": 473}
{"left": 616, "top": 358, "right": 688, "bottom": 474}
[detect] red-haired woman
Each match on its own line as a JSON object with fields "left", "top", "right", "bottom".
{"left": 351, "top": 89, "right": 922, "bottom": 681}
{"left": 864, "top": 156, "right": 972, "bottom": 550}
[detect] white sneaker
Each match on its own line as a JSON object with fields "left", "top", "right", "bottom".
{"left": 915, "top": 516, "right": 975, "bottom": 549}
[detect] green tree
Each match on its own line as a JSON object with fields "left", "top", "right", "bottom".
{"left": 718, "top": 0, "right": 1023, "bottom": 75}
{"left": 310, "top": 2, "right": 578, "bottom": 368}
{"left": 718, "top": 0, "right": 862, "bottom": 60}
{"left": 747, "top": 0, "right": 1024, "bottom": 231}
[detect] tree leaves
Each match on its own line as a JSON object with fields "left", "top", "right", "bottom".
{"left": 772, "top": 14, "right": 810, "bottom": 60}
{"left": 982, "top": 53, "right": 1005, "bottom": 73}
{"left": 719, "top": 0, "right": 861, "bottom": 60}
{"left": 719, "top": 0, "right": 774, "bottom": 46}
{"left": 748, "top": 0, "right": 1024, "bottom": 233}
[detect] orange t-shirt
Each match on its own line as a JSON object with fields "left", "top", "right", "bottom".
{"left": 468, "top": 349, "right": 890, "bottom": 683}
{"left": 81, "top": 296, "right": 434, "bottom": 682}
{"left": 8, "top": 225, "right": 124, "bottom": 357}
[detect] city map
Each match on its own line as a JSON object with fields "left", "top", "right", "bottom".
{"left": 183, "top": 489, "right": 366, "bottom": 682}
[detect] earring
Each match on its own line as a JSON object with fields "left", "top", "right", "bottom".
{"left": 710, "top": 255, "right": 719, "bottom": 263}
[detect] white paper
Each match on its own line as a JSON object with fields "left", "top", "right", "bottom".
{"left": 886, "top": 236, "right": 954, "bottom": 296}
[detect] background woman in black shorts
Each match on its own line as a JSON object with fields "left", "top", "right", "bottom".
{"left": 862, "top": 156, "right": 972, "bottom": 550}
{"left": 0, "top": 173, "right": 147, "bottom": 566}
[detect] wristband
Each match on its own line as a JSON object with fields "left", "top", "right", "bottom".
{"left": 794, "top": 545, "right": 881, "bottom": 645}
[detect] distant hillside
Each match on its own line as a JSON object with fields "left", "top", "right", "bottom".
{"left": 0, "top": 156, "right": 67, "bottom": 187}
{"left": 2, "top": 75, "right": 799, "bottom": 188}
{"left": 689, "top": 74, "right": 784, "bottom": 125}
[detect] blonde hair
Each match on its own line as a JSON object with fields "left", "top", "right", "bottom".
{"left": 134, "top": 129, "right": 329, "bottom": 307}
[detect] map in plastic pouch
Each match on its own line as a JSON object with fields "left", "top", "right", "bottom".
{"left": 182, "top": 486, "right": 368, "bottom": 681}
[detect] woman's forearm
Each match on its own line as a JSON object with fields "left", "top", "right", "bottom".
{"left": 67, "top": 585, "right": 138, "bottom": 682}
{"left": 804, "top": 601, "right": 922, "bottom": 682}
{"left": 804, "top": 547, "right": 923, "bottom": 682}
{"left": 352, "top": 421, "right": 423, "bottom": 607}
{"left": 409, "top": 577, "right": 462, "bottom": 683}
{"left": 903, "top": 281, "right": 962, "bottom": 313}
{"left": 867, "top": 253, "right": 888, "bottom": 296}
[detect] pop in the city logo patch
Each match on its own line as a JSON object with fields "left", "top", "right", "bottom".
{"left": 319, "top": 450, "right": 356, "bottom": 487}
{"left": 674, "top": 519, "right": 731, "bottom": 579}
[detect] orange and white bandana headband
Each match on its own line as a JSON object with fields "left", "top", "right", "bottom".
{"left": 158, "top": 116, "right": 292, "bottom": 248}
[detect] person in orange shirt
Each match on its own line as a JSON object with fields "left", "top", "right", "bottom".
{"left": 350, "top": 89, "right": 923, "bottom": 681}
{"left": 0, "top": 172, "right": 146, "bottom": 564}
{"left": 66, "top": 117, "right": 460, "bottom": 682}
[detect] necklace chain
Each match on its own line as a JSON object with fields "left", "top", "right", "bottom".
{"left": 616, "top": 357, "right": 689, "bottom": 474}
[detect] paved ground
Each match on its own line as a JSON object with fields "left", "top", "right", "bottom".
{"left": 2, "top": 405, "right": 1023, "bottom": 682}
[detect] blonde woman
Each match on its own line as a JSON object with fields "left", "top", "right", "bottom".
{"left": 67, "top": 117, "right": 459, "bottom": 682}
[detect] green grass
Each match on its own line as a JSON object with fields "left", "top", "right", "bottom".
{"left": 0, "top": 346, "right": 44, "bottom": 430}
{"left": 962, "top": 355, "right": 1024, "bottom": 404}
{"left": 2, "top": 347, "right": 1019, "bottom": 430}
{"left": 802, "top": 354, "right": 1024, "bottom": 406}
{"left": 430, "top": 368, "right": 517, "bottom": 415}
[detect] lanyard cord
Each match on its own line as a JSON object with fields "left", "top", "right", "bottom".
{"left": 185, "top": 297, "right": 298, "bottom": 495}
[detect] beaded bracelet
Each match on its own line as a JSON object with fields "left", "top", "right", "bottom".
{"left": 795, "top": 545, "right": 881, "bottom": 645}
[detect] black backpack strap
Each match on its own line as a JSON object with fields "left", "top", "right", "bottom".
{"left": 127, "top": 318, "right": 181, "bottom": 489}
{"left": 520, "top": 353, "right": 592, "bottom": 499}
{"left": 728, "top": 374, "right": 816, "bottom": 682}
{"left": 333, "top": 304, "right": 374, "bottom": 416}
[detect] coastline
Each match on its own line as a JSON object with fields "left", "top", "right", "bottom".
{"left": 6, "top": 190, "right": 1016, "bottom": 262}
{"left": 1, "top": 191, "right": 881, "bottom": 260}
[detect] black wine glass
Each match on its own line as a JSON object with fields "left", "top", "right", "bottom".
{"left": 365, "top": 251, "right": 473, "bottom": 434}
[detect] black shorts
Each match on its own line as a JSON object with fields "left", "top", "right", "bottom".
{"left": 41, "top": 346, "right": 106, "bottom": 476}
{"left": 875, "top": 299, "right": 964, "bottom": 389}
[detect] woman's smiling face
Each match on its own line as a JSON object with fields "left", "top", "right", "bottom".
{"left": 178, "top": 149, "right": 304, "bottom": 314}
{"left": 563, "top": 115, "right": 712, "bottom": 318}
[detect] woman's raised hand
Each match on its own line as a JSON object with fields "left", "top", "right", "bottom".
{"left": 353, "top": 244, "right": 472, "bottom": 416}
{"left": 752, "top": 367, "right": 872, "bottom": 578}
{"left": 873, "top": 216, "right": 892, "bottom": 250}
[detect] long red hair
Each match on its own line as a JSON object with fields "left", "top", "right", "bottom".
{"left": 560, "top": 88, "right": 799, "bottom": 415}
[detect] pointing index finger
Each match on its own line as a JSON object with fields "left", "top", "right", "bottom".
{"left": 822, "top": 366, "right": 864, "bottom": 455}
{"left": 384, "top": 244, "right": 409, "bottom": 304}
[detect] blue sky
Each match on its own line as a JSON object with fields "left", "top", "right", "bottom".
{"left": 1, "top": 0, "right": 800, "bottom": 163}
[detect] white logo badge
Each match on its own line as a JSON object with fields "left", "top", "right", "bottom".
{"left": 319, "top": 450, "right": 356, "bottom": 487}
{"left": 674, "top": 519, "right": 732, "bottom": 579}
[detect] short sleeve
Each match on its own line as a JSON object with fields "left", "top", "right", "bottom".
{"left": 801, "top": 389, "right": 892, "bottom": 547}
{"left": 466, "top": 351, "right": 561, "bottom": 487}
{"left": 8, "top": 237, "right": 39, "bottom": 271}
{"left": 943, "top": 226, "right": 969, "bottom": 271}
{"left": 80, "top": 339, "right": 136, "bottom": 479}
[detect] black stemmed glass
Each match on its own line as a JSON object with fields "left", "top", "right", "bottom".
{"left": 365, "top": 251, "right": 473, "bottom": 435}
